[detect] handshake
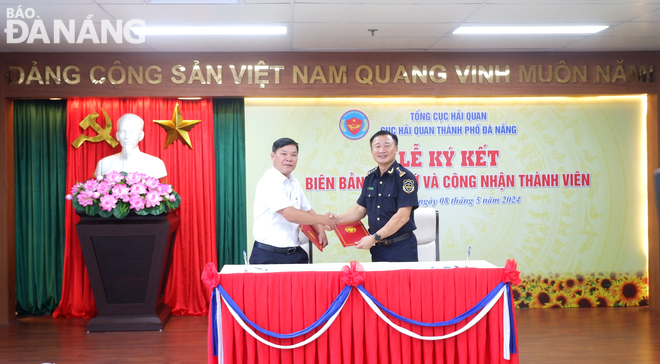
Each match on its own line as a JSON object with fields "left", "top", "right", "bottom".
{"left": 321, "top": 212, "right": 339, "bottom": 231}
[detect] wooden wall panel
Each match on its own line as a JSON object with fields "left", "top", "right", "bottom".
{"left": 649, "top": 91, "right": 660, "bottom": 310}
{"left": 0, "top": 97, "right": 15, "bottom": 325}
{"left": 0, "top": 52, "right": 656, "bottom": 98}
{"left": 0, "top": 51, "right": 658, "bottom": 320}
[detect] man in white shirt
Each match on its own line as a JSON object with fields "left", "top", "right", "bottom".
{"left": 250, "top": 138, "right": 337, "bottom": 264}
{"left": 94, "top": 113, "right": 167, "bottom": 179}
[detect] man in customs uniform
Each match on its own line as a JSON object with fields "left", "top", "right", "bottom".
{"left": 337, "top": 130, "right": 419, "bottom": 262}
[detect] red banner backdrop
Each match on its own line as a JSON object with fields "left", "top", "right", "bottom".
{"left": 54, "top": 98, "right": 217, "bottom": 318}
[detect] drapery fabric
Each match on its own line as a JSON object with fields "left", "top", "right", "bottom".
{"left": 14, "top": 100, "right": 68, "bottom": 316}
{"left": 213, "top": 267, "right": 518, "bottom": 364}
{"left": 53, "top": 98, "right": 217, "bottom": 318}
{"left": 213, "top": 99, "right": 247, "bottom": 269}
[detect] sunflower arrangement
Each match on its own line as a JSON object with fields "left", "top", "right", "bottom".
{"left": 513, "top": 271, "right": 647, "bottom": 309}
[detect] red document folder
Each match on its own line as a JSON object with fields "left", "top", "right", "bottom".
{"left": 299, "top": 225, "right": 324, "bottom": 252}
{"left": 334, "top": 220, "right": 370, "bottom": 247}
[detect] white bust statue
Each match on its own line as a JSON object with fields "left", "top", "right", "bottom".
{"left": 94, "top": 113, "right": 168, "bottom": 179}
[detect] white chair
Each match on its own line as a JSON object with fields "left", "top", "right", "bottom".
{"left": 299, "top": 230, "right": 313, "bottom": 263}
{"left": 413, "top": 208, "right": 439, "bottom": 261}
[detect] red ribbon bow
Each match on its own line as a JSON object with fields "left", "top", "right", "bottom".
{"left": 340, "top": 261, "right": 366, "bottom": 286}
{"left": 201, "top": 262, "right": 222, "bottom": 291}
{"left": 503, "top": 259, "right": 522, "bottom": 286}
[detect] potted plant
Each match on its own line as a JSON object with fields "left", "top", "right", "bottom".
{"left": 66, "top": 171, "right": 181, "bottom": 332}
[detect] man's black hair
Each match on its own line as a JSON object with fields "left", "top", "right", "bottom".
{"left": 369, "top": 130, "right": 398, "bottom": 146}
{"left": 272, "top": 137, "right": 299, "bottom": 153}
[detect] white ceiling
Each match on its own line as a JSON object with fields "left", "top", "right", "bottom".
{"left": 1, "top": 0, "right": 660, "bottom": 53}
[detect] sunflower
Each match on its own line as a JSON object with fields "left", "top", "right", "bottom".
{"left": 611, "top": 277, "right": 647, "bottom": 306}
{"left": 570, "top": 292, "right": 597, "bottom": 308}
{"left": 516, "top": 301, "right": 529, "bottom": 308}
{"left": 570, "top": 288, "right": 585, "bottom": 297}
{"left": 575, "top": 274, "right": 586, "bottom": 285}
{"left": 555, "top": 277, "right": 579, "bottom": 291}
{"left": 549, "top": 290, "right": 571, "bottom": 306}
{"left": 591, "top": 288, "right": 616, "bottom": 307}
{"left": 543, "top": 300, "right": 563, "bottom": 308}
{"left": 598, "top": 278, "right": 613, "bottom": 289}
{"left": 528, "top": 288, "right": 553, "bottom": 308}
{"left": 511, "top": 286, "right": 525, "bottom": 301}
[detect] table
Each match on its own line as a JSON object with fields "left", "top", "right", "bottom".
{"left": 206, "top": 261, "right": 519, "bottom": 364}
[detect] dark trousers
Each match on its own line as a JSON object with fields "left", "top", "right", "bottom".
{"left": 370, "top": 235, "right": 418, "bottom": 262}
{"left": 249, "top": 242, "right": 309, "bottom": 264}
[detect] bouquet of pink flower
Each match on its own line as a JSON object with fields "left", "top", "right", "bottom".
{"left": 66, "top": 171, "right": 181, "bottom": 219}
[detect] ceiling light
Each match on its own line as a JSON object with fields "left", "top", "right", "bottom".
{"left": 131, "top": 26, "right": 287, "bottom": 36}
{"left": 453, "top": 26, "right": 608, "bottom": 35}
{"left": 145, "top": 0, "right": 242, "bottom": 4}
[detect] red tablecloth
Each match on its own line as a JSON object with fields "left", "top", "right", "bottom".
{"left": 211, "top": 266, "right": 518, "bottom": 364}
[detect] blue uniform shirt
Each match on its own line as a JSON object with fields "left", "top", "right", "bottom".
{"left": 357, "top": 160, "right": 418, "bottom": 238}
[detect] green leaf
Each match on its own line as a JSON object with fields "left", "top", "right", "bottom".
{"left": 135, "top": 208, "right": 149, "bottom": 216}
{"left": 172, "top": 191, "right": 182, "bottom": 209}
{"left": 71, "top": 196, "right": 81, "bottom": 209}
{"left": 117, "top": 201, "right": 129, "bottom": 212}
{"left": 113, "top": 201, "right": 130, "bottom": 219}
{"left": 113, "top": 209, "right": 127, "bottom": 219}
{"left": 151, "top": 204, "right": 165, "bottom": 216}
{"left": 86, "top": 202, "right": 100, "bottom": 216}
{"left": 98, "top": 209, "right": 113, "bottom": 218}
{"left": 71, "top": 197, "right": 85, "bottom": 213}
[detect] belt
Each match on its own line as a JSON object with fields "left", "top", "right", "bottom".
{"left": 254, "top": 241, "right": 300, "bottom": 255}
{"left": 376, "top": 232, "right": 414, "bottom": 246}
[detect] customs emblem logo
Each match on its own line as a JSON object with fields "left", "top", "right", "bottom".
{"left": 339, "top": 110, "right": 369, "bottom": 140}
{"left": 403, "top": 179, "right": 415, "bottom": 194}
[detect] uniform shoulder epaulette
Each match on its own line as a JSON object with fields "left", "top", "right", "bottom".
{"left": 395, "top": 166, "right": 406, "bottom": 177}
{"left": 366, "top": 167, "right": 377, "bottom": 176}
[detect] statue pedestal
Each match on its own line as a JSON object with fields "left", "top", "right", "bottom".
{"left": 76, "top": 210, "right": 180, "bottom": 332}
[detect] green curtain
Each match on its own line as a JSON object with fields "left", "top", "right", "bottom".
{"left": 213, "top": 98, "right": 247, "bottom": 268}
{"left": 14, "top": 99, "right": 67, "bottom": 316}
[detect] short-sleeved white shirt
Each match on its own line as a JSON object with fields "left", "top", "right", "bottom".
{"left": 253, "top": 166, "right": 312, "bottom": 248}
